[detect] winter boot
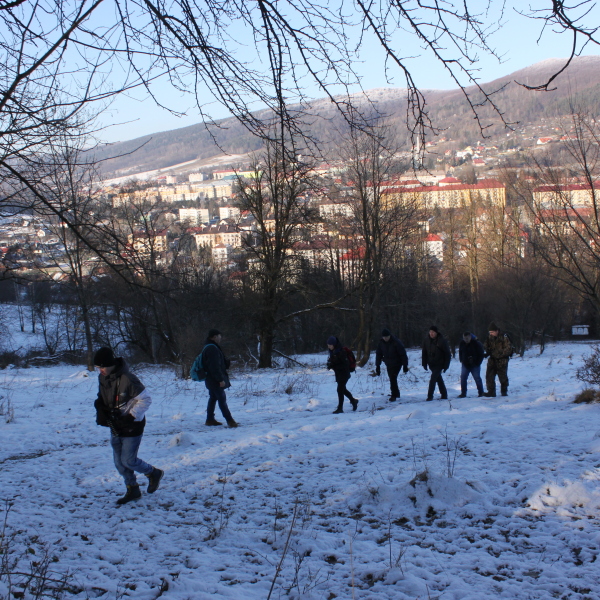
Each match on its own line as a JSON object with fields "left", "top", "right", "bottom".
{"left": 332, "top": 405, "right": 344, "bottom": 414}
{"left": 205, "top": 418, "right": 223, "bottom": 426}
{"left": 350, "top": 398, "right": 358, "bottom": 411}
{"left": 501, "top": 390, "right": 508, "bottom": 397}
{"left": 483, "top": 391, "right": 496, "bottom": 398}
{"left": 457, "top": 393, "right": 467, "bottom": 398}
{"left": 388, "top": 396, "right": 397, "bottom": 402}
{"left": 116, "top": 485, "right": 141, "bottom": 505}
{"left": 146, "top": 468, "right": 164, "bottom": 494}
{"left": 226, "top": 419, "right": 239, "bottom": 428}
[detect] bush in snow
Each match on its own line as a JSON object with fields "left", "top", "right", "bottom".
{"left": 576, "top": 345, "right": 600, "bottom": 387}
{"left": 573, "top": 388, "right": 600, "bottom": 404}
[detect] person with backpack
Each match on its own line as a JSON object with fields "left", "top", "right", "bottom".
{"left": 194, "top": 329, "right": 238, "bottom": 427}
{"left": 375, "top": 328, "right": 408, "bottom": 402}
{"left": 458, "top": 331, "right": 485, "bottom": 398}
{"left": 483, "top": 322, "right": 513, "bottom": 397}
{"left": 326, "top": 335, "right": 358, "bottom": 414}
{"left": 421, "top": 325, "right": 451, "bottom": 401}
{"left": 93, "top": 347, "right": 164, "bottom": 505}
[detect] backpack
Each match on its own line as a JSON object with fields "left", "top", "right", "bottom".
{"left": 504, "top": 333, "right": 516, "bottom": 358}
{"left": 190, "top": 344, "right": 216, "bottom": 381}
{"left": 343, "top": 347, "right": 356, "bottom": 372}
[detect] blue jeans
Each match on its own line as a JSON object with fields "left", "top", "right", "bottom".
{"left": 205, "top": 384, "right": 233, "bottom": 421}
{"left": 461, "top": 364, "right": 484, "bottom": 395}
{"left": 110, "top": 435, "right": 153, "bottom": 487}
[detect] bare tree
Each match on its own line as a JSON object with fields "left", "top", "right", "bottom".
{"left": 512, "top": 109, "right": 600, "bottom": 313}
{"left": 341, "top": 123, "right": 420, "bottom": 365}
{"left": 235, "top": 130, "right": 319, "bottom": 367}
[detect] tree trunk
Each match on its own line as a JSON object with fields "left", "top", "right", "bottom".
{"left": 258, "top": 330, "right": 274, "bottom": 368}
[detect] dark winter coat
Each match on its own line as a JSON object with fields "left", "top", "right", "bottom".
{"left": 376, "top": 335, "right": 408, "bottom": 370}
{"left": 484, "top": 333, "right": 513, "bottom": 368}
{"left": 94, "top": 358, "right": 150, "bottom": 437}
{"left": 422, "top": 332, "right": 451, "bottom": 371}
{"left": 327, "top": 338, "right": 350, "bottom": 382}
{"left": 202, "top": 339, "right": 231, "bottom": 389}
{"left": 459, "top": 334, "right": 484, "bottom": 368}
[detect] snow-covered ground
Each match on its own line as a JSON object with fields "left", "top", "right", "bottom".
{"left": 1, "top": 338, "right": 599, "bottom": 599}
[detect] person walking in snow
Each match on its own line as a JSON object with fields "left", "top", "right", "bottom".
{"left": 93, "top": 347, "right": 164, "bottom": 505}
{"left": 483, "top": 322, "right": 513, "bottom": 397}
{"left": 202, "top": 329, "right": 238, "bottom": 427}
{"left": 458, "top": 331, "right": 485, "bottom": 398}
{"left": 326, "top": 335, "right": 358, "bottom": 414}
{"left": 375, "top": 328, "right": 408, "bottom": 402}
{"left": 421, "top": 325, "right": 451, "bottom": 401}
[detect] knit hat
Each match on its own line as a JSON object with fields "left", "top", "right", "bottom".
{"left": 327, "top": 335, "right": 337, "bottom": 346}
{"left": 488, "top": 322, "right": 499, "bottom": 332}
{"left": 93, "top": 347, "right": 116, "bottom": 368}
{"left": 381, "top": 328, "right": 391, "bottom": 337}
{"left": 208, "top": 328, "right": 222, "bottom": 339}
{"left": 429, "top": 325, "right": 439, "bottom": 333}
{"left": 463, "top": 331, "right": 471, "bottom": 340}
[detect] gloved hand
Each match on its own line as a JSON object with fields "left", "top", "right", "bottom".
{"left": 375, "top": 366, "right": 381, "bottom": 376}
{"left": 121, "top": 413, "right": 135, "bottom": 425}
{"left": 403, "top": 365, "right": 408, "bottom": 373}
{"left": 326, "top": 360, "right": 332, "bottom": 370}
{"left": 94, "top": 398, "right": 109, "bottom": 427}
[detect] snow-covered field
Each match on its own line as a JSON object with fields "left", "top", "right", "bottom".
{"left": 1, "top": 336, "right": 600, "bottom": 600}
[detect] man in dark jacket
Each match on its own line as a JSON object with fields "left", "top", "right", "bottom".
{"left": 375, "top": 328, "right": 408, "bottom": 401}
{"left": 93, "top": 347, "right": 163, "bottom": 505}
{"left": 202, "top": 329, "right": 238, "bottom": 427}
{"left": 327, "top": 335, "right": 358, "bottom": 414}
{"left": 458, "top": 332, "right": 484, "bottom": 398}
{"left": 421, "top": 325, "right": 451, "bottom": 401}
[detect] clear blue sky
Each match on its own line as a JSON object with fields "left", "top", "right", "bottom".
{"left": 97, "top": 1, "right": 600, "bottom": 144}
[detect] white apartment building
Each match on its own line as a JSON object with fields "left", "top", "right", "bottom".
{"left": 179, "top": 208, "right": 210, "bottom": 225}
{"left": 219, "top": 206, "right": 241, "bottom": 220}
{"left": 212, "top": 243, "right": 233, "bottom": 265}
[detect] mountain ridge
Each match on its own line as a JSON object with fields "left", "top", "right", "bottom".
{"left": 94, "top": 56, "right": 600, "bottom": 179}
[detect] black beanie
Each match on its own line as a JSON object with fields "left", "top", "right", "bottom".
{"left": 488, "top": 322, "right": 499, "bottom": 332}
{"left": 208, "top": 328, "right": 221, "bottom": 339}
{"left": 94, "top": 347, "right": 116, "bottom": 368}
{"left": 327, "top": 335, "right": 337, "bottom": 346}
{"left": 429, "top": 325, "right": 439, "bottom": 333}
{"left": 381, "top": 328, "right": 391, "bottom": 337}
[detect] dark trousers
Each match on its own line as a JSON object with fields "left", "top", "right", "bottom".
{"left": 427, "top": 367, "right": 447, "bottom": 399}
{"left": 486, "top": 359, "right": 509, "bottom": 395}
{"left": 205, "top": 384, "right": 233, "bottom": 421}
{"left": 336, "top": 375, "right": 353, "bottom": 408}
{"left": 387, "top": 366, "right": 400, "bottom": 398}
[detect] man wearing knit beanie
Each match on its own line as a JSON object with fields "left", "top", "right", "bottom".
{"left": 375, "top": 328, "right": 408, "bottom": 401}
{"left": 93, "top": 347, "right": 164, "bottom": 504}
{"left": 421, "top": 325, "right": 451, "bottom": 401}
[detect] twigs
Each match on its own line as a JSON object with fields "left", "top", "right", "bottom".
{"left": 267, "top": 500, "right": 299, "bottom": 600}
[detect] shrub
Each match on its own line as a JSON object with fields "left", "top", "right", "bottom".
{"left": 576, "top": 345, "right": 600, "bottom": 386}
{"left": 573, "top": 388, "right": 600, "bottom": 404}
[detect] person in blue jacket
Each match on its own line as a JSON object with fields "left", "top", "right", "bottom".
{"left": 202, "top": 329, "right": 238, "bottom": 427}
{"left": 458, "top": 331, "right": 485, "bottom": 398}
